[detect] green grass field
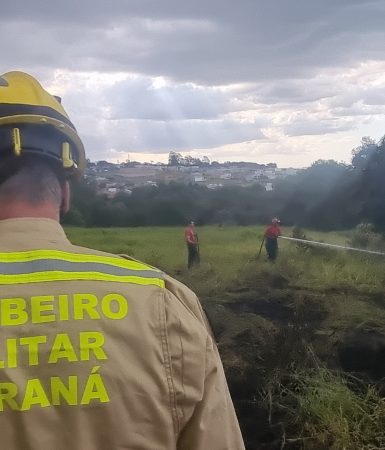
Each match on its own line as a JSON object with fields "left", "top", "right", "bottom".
{"left": 65, "top": 225, "right": 385, "bottom": 449}
{"left": 65, "top": 225, "right": 385, "bottom": 293}
{"left": 66, "top": 225, "right": 267, "bottom": 272}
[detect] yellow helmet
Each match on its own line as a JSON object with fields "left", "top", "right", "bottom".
{"left": 0, "top": 71, "right": 85, "bottom": 177}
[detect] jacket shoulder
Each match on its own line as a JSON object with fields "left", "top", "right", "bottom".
{"left": 68, "top": 245, "right": 208, "bottom": 328}
{"left": 67, "top": 246, "right": 159, "bottom": 270}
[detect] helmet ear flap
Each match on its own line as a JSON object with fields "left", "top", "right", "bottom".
{"left": 0, "top": 77, "right": 8, "bottom": 87}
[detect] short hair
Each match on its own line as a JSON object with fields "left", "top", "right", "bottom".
{"left": 0, "top": 155, "right": 65, "bottom": 207}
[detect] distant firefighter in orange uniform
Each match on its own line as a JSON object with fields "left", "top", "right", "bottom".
{"left": 264, "top": 218, "right": 281, "bottom": 262}
{"left": 185, "top": 221, "right": 200, "bottom": 268}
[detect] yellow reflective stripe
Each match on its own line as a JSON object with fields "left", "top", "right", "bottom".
{"left": 0, "top": 271, "right": 165, "bottom": 288}
{"left": 0, "top": 250, "right": 157, "bottom": 273}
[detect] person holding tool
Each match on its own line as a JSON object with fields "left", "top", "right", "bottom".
{"left": 264, "top": 217, "right": 281, "bottom": 262}
{"left": 0, "top": 71, "right": 245, "bottom": 450}
{"left": 185, "top": 220, "right": 200, "bottom": 268}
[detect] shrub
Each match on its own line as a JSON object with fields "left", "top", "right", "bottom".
{"left": 348, "top": 223, "right": 385, "bottom": 251}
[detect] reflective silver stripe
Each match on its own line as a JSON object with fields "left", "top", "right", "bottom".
{"left": 0, "top": 259, "right": 162, "bottom": 279}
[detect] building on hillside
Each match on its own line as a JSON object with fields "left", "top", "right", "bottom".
{"left": 264, "top": 169, "right": 277, "bottom": 179}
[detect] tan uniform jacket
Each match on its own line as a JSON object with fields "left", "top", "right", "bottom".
{"left": 0, "top": 219, "right": 245, "bottom": 450}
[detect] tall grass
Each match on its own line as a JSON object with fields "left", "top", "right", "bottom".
{"left": 281, "top": 369, "right": 385, "bottom": 449}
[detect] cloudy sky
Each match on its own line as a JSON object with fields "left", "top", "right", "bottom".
{"left": 2, "top": 0, "right": 385, "bottom": 167}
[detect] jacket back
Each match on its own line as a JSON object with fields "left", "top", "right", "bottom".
{"left": 0, "top": 218, "right": 245, "bottom": 450}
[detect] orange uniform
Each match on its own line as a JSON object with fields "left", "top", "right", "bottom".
{"left": 265, "top": 224, "right": 281, "bottom": 239}
{"left": 185, "top": 225, "right": 198, "bottom": 244}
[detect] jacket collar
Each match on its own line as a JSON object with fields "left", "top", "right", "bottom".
{"left": 0, "top": 218, "right": 70, "bottom": 248}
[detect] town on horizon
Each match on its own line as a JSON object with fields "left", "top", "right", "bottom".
{"left": 85, "top": 151, "right": 302, "bottom": 198}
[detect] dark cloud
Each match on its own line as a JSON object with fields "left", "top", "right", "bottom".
{"left": 285, "top": 119, "right": 354, "bottom": 137}
{"left": 254, "top": 81, "right": 338, "bottom": 104}
{"left": 1, "top": 0, "right": 385, "bottom": 164}
{"left": 105, "top": 79, "right": 243, "bottom": 120}
{"left": 2, "top": 0, "right": 385, "bottom": 84}
{"left": 362, "top": 89, "right": 385, "bottom": 106}
{"left": 102, "top": 118, "right": 266, "bottom": 153}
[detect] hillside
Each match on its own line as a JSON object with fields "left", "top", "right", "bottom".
{"left": 66, "top": 225, "right": 385, "bottom": 449}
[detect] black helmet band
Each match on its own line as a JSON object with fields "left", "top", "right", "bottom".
{"left": 0, "top": 124, "right": 79, "bottom": 177}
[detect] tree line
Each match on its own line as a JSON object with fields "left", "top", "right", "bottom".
{"left": 64, "top": 136, "right": 385, "bottom": 231}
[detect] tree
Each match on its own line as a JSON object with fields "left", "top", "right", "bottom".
{"left": 351, "top": 136, "right": 377, "bottom": 169}
{"left": 351, "top": 136, "right": 385, "bottom": 230}
{"left": 168, "top": 151, "right": 183, "bottom": 166}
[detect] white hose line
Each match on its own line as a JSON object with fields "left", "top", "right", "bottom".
{"left": 279, "top": 235, "right": 385, "bottom": 257}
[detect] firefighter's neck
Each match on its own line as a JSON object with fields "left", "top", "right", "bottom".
{"left": 0, "top": 201, "right": 61, "bottom": 222}
{"left": 0, "top": 184, "right": 70, "bottom": 222}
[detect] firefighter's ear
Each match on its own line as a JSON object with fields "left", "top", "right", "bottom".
{"left": 60, "top": 180, "right": 70, "bottom": 215}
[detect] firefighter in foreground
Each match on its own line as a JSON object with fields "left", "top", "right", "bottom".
{"left": 0, "top": 72, "right": 245, "bottom": 450}
{"left": 264, "top": 218, "right": 281, "bottom": 262}
{"left": 184, "top": 220, "right": 200, "bottom": 268}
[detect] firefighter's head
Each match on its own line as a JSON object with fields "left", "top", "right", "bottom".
{"left": 272, "top": 217, "right": 280, "bottom": 224}
{"left": 0, "top": 71, "right": 86, "bottom": 219}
